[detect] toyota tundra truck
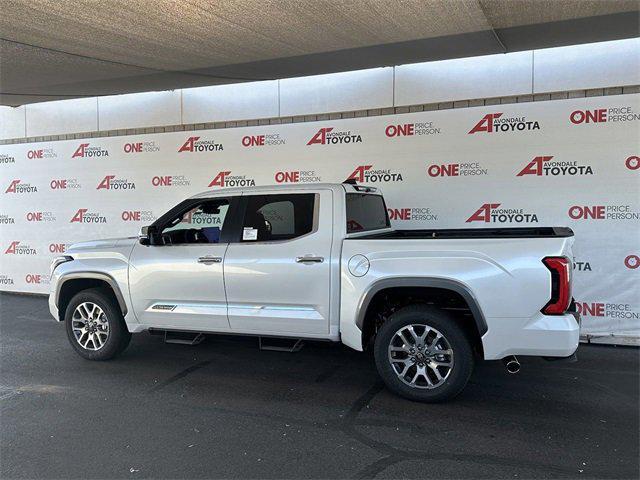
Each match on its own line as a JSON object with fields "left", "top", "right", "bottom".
{"left": 49, "top": 182, "right": 579, "bottom": 402}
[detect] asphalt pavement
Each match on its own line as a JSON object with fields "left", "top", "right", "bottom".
{"left": 1, "top": 292, "right": 638, "bottom": 479}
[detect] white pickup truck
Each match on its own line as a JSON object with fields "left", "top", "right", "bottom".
{"left": 49, "top": 182, "right": 579, "bottom": 402}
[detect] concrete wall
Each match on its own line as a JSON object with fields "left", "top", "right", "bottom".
{"left": 1, "top": 38, "right": 638, "bottom": 141}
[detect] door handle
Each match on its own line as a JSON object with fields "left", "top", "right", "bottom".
{"left": 197, "top": 256, "right": 222, "bottom": 264}
{"left": 296, "top": 255, "right": 324, "bottom": 264}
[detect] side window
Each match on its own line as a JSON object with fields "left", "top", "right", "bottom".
{"left": 241, "top": 194, "right": 315, "bottom": 242}
{"left": 345, "top": 194, "right": 390, "bottom": 233}
{"left": 161, "top": 199, "right": 229, "bottom": 244}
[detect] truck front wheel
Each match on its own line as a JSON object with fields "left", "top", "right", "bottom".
{"left": 64, "top": 288, "right": 131, "bottom": 361}
{"left": 374, "top": 305, "right": 474, "bottom": 403}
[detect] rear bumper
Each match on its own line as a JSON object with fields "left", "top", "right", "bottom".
{"left": 481, "top": 312, "right": 580, "bottom": 360}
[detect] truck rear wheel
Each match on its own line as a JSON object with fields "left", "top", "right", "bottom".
{"left": 64, "top": 288, "right": 131, "bottom": 361}
{"left": 374, "top": 304, "right": 474, "bottom": 403}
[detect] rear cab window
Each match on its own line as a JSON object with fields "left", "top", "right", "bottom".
{"left": 346, "top": 193, "right": 390, "bottom": 233}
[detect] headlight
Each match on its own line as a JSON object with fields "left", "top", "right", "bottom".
{"left": 50, "top": 256, "right": 73, "bottom": 276}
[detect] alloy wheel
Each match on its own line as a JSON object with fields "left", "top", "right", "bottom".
{"left": 387, "top": 324, "right": 454, "bottom": 389}
{"left": 71, "top": 302, "right": 110, "bottom": 351}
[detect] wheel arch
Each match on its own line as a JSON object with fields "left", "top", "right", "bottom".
{"left": 356, "top": 277, "right": 487, "bottom": 353}
{"left": 55, "top": 272, "right": 127, "bottom": 321}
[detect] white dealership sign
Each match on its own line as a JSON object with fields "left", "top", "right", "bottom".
{"left": 1, "top": 95, "right": 638, "bottom": 343}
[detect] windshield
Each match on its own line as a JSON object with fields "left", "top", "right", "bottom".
{"left": 345, "top": 193, "right": 390, "bottom": 233}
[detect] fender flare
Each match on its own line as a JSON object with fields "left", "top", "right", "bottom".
{"left": 355, "top": 277, "right": 488, "bottom": 336}
{"left": 55, "top": 272, "right": 128, "bottom": 317}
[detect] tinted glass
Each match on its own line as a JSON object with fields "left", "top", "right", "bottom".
{"left": 161, "top": 199, "right": 229, "bottom": 244}
{"left": 242, "top": 194, "right": 315, "bottom": 242}
{"left": 346, "top": 193, "right": 389, "bottom": 233}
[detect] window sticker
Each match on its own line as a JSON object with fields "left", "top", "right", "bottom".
{"left": 243, "top": 227, "right": 258, "bottom": 241}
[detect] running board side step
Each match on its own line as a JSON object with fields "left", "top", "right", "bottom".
{"left": 163, "top": 331, "right": 206, "bottom": 345}
{"left": 259, "top": 337, "right": 304, "bottom": 352}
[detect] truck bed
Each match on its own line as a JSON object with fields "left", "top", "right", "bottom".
{"left": 349, "top": 227, "right": 574, "bottom": 240}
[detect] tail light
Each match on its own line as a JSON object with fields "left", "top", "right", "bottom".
{"left": 541, "top": 257, "right": 572, "bottom": 315}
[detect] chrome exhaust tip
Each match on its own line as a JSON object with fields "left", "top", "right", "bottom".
{"left": 502, "top": 355, "right": 520, "bottom": 374}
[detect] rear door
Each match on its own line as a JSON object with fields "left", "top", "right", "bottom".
{"left": 223, "top": 190, "right": 333, "bottom": 335}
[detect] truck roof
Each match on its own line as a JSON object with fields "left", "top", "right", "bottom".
{"left": 189, "top": 182, "right": 379, "bottom": 199}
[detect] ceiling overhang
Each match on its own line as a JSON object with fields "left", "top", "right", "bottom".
{"left": 1, "top": 5, "right": 638, "bottom": 106}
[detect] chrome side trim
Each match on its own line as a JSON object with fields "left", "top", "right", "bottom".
{"left": 227, "top": 303, "right": 323, "bottom": 320}
{"left": 146, "top": 302, "right": 226, "bottom": 316}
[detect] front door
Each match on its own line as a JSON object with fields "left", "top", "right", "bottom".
{"left": 224, "top": 190, "right": 333, "bottom": 335}
{"left": 128, "top": 196, "right": 236, "bottom": 331}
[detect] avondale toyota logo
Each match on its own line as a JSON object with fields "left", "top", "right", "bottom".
{"left": 516, "top": 156, "right": 593, "bottom": 177}
{"left": 466, "top": 203, "right": 539, "bottom": 223}
{"left": 4, "top": 241, "right": 36, "bottom": 255}
{"left": 573, "top": 258, "right": 592, "bottom": 272}
{"left": 468, "top": 113, "right": 540, "bottom": 134}
{"left": 0, "top": 153, "right": 15, "bottom": 164}
{"left": 208, "top": 171, "right": 255, "bottom": 188}
{"left": 0, "top": 214, "right": 15, "bottom": 224}
{"left": 182, "top": 210, "right": 224, "bottom": 226}
{"left": 97, "top": 175, "right": 136, "bottom": 190}
{"left": 72, "top": 143, "right": 109, "bottom": 158}
{"left": 5, "top": 179, "right": 37, "bottom": 194}
{"left": 178, "top": 136, "right": 223, "bottom": 152}
{"left": 347, "top": 165, "right": 403, "bottom": 183}
{"left": 70, "top": 208, "right": 107, "bottom": 224}
{"left": 307, "top": 127, "right": 362, "bottom": 145}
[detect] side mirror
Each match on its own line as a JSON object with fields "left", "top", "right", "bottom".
{"left": 139, "top": 226, "right": 150, "bottom": 245}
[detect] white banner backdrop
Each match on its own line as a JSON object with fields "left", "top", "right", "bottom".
{"left": 1, "top": 95, "right": 639, "bottom": 342}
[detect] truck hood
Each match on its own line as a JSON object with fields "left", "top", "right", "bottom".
{"left": 67, "top": 237, "right": 137, "bottom": 253}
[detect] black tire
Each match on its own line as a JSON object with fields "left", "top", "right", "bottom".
{"left": 64, "top": 288, "right": 131, "bottom": 360}
{"left": 374, "top": 304, "right": 474, "bottom": 403}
